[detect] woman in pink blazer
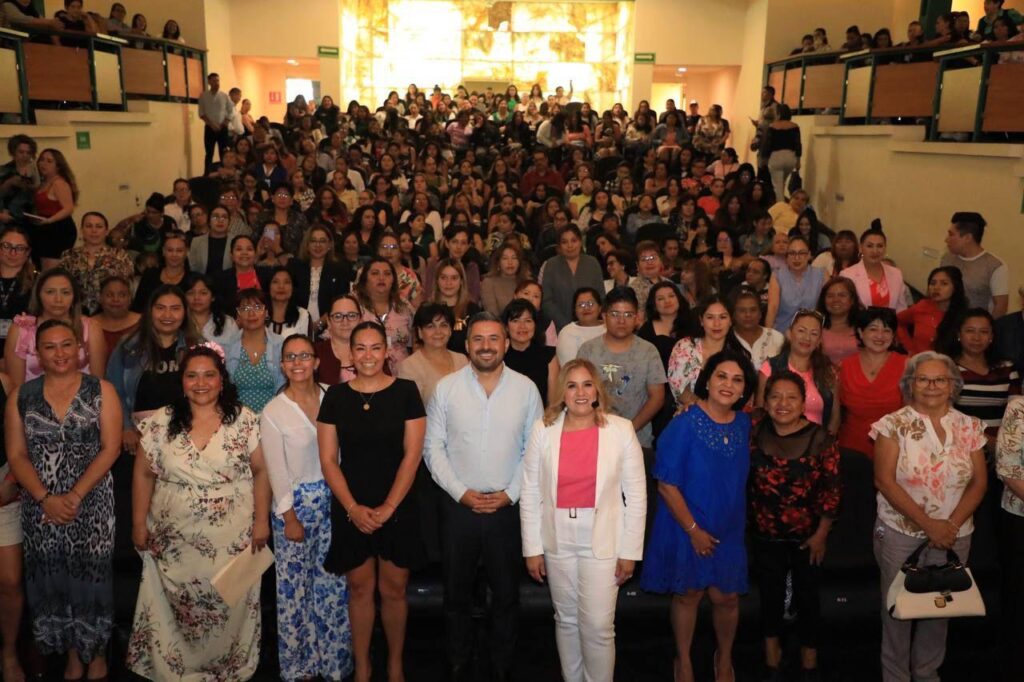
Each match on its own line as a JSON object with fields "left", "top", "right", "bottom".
{"left": 839, "top": 226, "right": 907, "bottom": 312}
{"left": 520, "top": 358, "right": 647, "bottom": 682}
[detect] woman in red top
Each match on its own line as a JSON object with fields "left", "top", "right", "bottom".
{"left": 897, "top": 266, "right": 967, "bottom": 355}
{"left": 31, "top": 149, "right": 78, "bottom": 270}
{"left": 838, "top": 307, "right": 907, "bottom": 458}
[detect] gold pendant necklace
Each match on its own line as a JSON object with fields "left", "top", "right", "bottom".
{"left": 355, "top": 387, "right": 377, "bottom": 411}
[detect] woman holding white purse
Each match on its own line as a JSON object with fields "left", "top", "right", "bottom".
{"left": 871, "top": 351, "right": 988, "bottom": 682}
{"left": 520, "top": 358, "right": 647, "bottom": 682}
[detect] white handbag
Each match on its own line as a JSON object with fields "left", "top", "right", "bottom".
{"left": 885, "top": 542, "right": 985, "bottom": 620}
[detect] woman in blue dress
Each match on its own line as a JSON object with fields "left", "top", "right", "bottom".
{"left": 641, "top": 348, "right": 757, "bottom": 682}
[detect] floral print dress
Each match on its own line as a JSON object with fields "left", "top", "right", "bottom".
{"left": 127, "top": 406, "right": 262, "bottom": 681}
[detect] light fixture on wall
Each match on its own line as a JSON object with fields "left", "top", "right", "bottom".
{"left": 677, "top": 67, "right": 687, "bottom": 74}
{"left": 286, "top": 59, "right": 299, "bottom": 66}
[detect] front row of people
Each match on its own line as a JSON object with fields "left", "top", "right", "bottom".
{"left": 0, "top": 297, "right": 1009, "bottom": 682}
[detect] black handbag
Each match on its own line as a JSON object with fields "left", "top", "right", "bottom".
{"left": 901, "top": 542, "right": 973, "bottom": 593}
{"left": 788, "top": 171, "right": 802, "bottom": 194}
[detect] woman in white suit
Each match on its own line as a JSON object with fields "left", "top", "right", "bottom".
{"left": 839, "top": 226, "right": 907, "bottom": 312}
{"left": 520, "top": 358, "right": 647, "bottom": 682}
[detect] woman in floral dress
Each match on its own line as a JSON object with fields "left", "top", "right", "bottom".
{"left": 126, "top": 344, "right": 271, "bottom": 680}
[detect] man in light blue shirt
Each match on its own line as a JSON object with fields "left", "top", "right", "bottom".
{"left": 424, "top": 312, "right": 542, "bottom": 682}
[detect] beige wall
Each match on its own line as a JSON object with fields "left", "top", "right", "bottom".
{"left": 682, "top": 67, "right": 741, "bottom": 123}
{"left": 222, "top": 0, "right": 339, "bottom": 59}
{"left": 203, "top": 0, "right": 237, "bottom": 86}
{"left": 798, "top": 117, "right": 1024, "bottom": 310}
{"left": 731, "top": 0, "right": 770, "bottom": 164}
{"left": 634, "top": 0, "right": 749, "bottom": 66}
{"left": 0, "top": 101, "right": 205, "bottom": 232}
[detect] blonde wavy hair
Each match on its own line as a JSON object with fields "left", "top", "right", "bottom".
{"left": 543, "top": 358, "right": 612, "bottom": 427}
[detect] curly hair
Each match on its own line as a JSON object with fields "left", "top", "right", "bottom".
{"left": 167, "top": 345, "right": 242, "bottom": 439}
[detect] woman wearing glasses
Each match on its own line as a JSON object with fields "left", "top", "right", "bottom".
{"left": 871, "top": 352, "right": 987, "bottom": 682}
{"left": 288, "top": 226, "right": 352, "bottom": 331}
{"left": 0, "top": 227, "right": 35, "bottom": 368}
{"left": 756, "top": 309, "right": 840, "bottom": 435}
{"left": 397, "top": 303, "right": 468, "bottom": 405}
{"left": 224, "top": 288, "right": 285, "bottom": 412}
{"left": 262, "top": 334, "right": 353, "bottom": 681}
{"left": 218, "top": 235, "right": 275, "bottom": 316}
{"left": 316, "top": 295, "right": 362, "bottom": 386}
{"left": 765, "top": 235, "right": 824, "bottom": 332}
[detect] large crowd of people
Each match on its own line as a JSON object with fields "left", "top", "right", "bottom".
{"left": 0, "top": 50, "right": 1020, "bottom": 682}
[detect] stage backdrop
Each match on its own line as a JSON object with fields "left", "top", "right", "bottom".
{"left": 338, "top": 0, "right": 635, "bottom": 112}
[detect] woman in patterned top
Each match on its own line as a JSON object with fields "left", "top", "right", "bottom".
{"left": 750, "top": 370, "right": 840, "bottom": 682}
{"left": 871, "top": 351, "right": 987, "bottom": 682}
{"left": 5, "top": 320, "right": 122, "bottom": 681}
{"left": 58, "top": 212, "right": 133, "bottom": 316}
{"left": 127, "top": 343, "right": 270, "bottom": 680}
{"left": 995, "top": 396, "right": 1024, "bottom": 681}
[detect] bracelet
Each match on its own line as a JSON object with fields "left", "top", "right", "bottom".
{"left": 69, "top": 489, "right": 83, "bottom": 503}
{"left": 38, "top": 491, "right": 51, "bottom": 504}
{"left": 684, "top": 520, "right": 697, "bottom": 534}
{"left": 345, "top": 503, "right": 357, "bottom": 520}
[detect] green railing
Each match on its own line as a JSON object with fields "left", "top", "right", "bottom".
{"left": 0, "top": 27, "right": 206, "bottom": 122}
{"left": 765, "top": 42, "right": 1024, "bottom": 139}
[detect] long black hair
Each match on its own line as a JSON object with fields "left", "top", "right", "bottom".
{"left": 645, "top": 281, "right": 698, "bottom": 339}
{"left": 126, "top": 284, "right": 202, "bottom": 367}
{"left": 938, "top": 307, "right": 1001, "bottom": 364}
{"left": 184, "top": 273, "right": 229, "bottom": 337}
{"left": 167, "top": 345, "right": 242, "bottom": 438}
{"left": 267, "top": 266, "right": 300, "bottom": 328}
{"left": 930, "top": 266, "right": 969, "bottom": 351}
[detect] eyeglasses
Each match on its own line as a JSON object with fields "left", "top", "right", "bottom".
{"left": 379, "top": 243, "right": 399, "bottom": 250}
{"left": 796, "top": 308, "right": 825, "bottom": 322}
{"left": 576, "top": 301, "right": 596, "bottom": 309}
{"left": 786, "top": 250, "right": 810, "bottom": 257}
{"left": 237, "top": 304, "right": 266, "bottom": 313}
{"left": 282, "top": 352, "right": 315, "bottom": 363}
{"left": 0, "top": 242, "right": 29, "bottom": 254}
{"left": 309, "top": 238, "right": 330, "bottom": 245}
{"left": 329, "top": 312, "right": 361, "bottom": 322}
{"left": 914, "top": 376, "right": 952, "bottom": 388}
{"left": 607, "top": 311, "right": 636, "bottom": 320}
{"left": 639, "top": 254, "right": 659, "bottom": 262}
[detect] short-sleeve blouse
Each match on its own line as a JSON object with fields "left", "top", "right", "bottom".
{"left": 667, "top": 337, "right": 705, "bottom": 401}
{"left": 870, "top": 405, "right": 985, "bottom": 538}
{"left": 996, "top": 396, "right": 1024, "bottom": 517}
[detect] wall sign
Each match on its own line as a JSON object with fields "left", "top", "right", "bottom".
{"left": 634, "top": 52, "right": 655, "bottom": 63}
{"left": 75, "top": 131, "right": 91, "bottom": 150}
{"left": 268, "top": 91, "right": 282, "bottom": 104}
{"left": 318, "top": 46, "right": 340, "bottom": 58}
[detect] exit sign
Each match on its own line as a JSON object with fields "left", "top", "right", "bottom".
{"left": 269, "top": 91, "right": 282, "bottom": 104}
{"left": 635, "top": 52, "right": 656, "bottom": 63}
{"left": 75, "top": 131, "right": 90, "bottom": 150}
{"left": 317, "top": 45, "right": 339, "bottom": 58}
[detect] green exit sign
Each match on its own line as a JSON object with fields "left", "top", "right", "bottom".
{"left": 75, "top": 131, "right": 90, "bottom": 150}
{"left": 634, "top": 52, "right": 656, "bottom": 64}
{"left": 317, "top": 45, "right": 339, "bottom": 58}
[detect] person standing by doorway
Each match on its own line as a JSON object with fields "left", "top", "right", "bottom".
{"left": 198, "top": 73, "right": 233, "bottom": 172}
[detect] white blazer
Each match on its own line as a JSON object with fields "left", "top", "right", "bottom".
{"left": 519, "top": 413, "right": 647, "bottom": 561}
{"left": 839, "top": 260, "right": 907, "bottom": 312}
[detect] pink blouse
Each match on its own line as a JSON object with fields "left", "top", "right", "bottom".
{"left": 14, "top": 314, "right": 92, "bottom": 382}
{"left": 557, "top": 426, "right": 599, "bottom": 508}
{"left": 760, "top": 359, "right": 825, "bottom": 425}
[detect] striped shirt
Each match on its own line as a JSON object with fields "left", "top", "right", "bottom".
{"left": 955, "top": 360, "right": 1021, "bottom": 436}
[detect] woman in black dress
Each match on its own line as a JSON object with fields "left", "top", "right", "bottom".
{"left": 502, "top": 298, "right": 559, "bottom": 406}
{"left": 317, "top": 321, "right": 426, "bottom": 682}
